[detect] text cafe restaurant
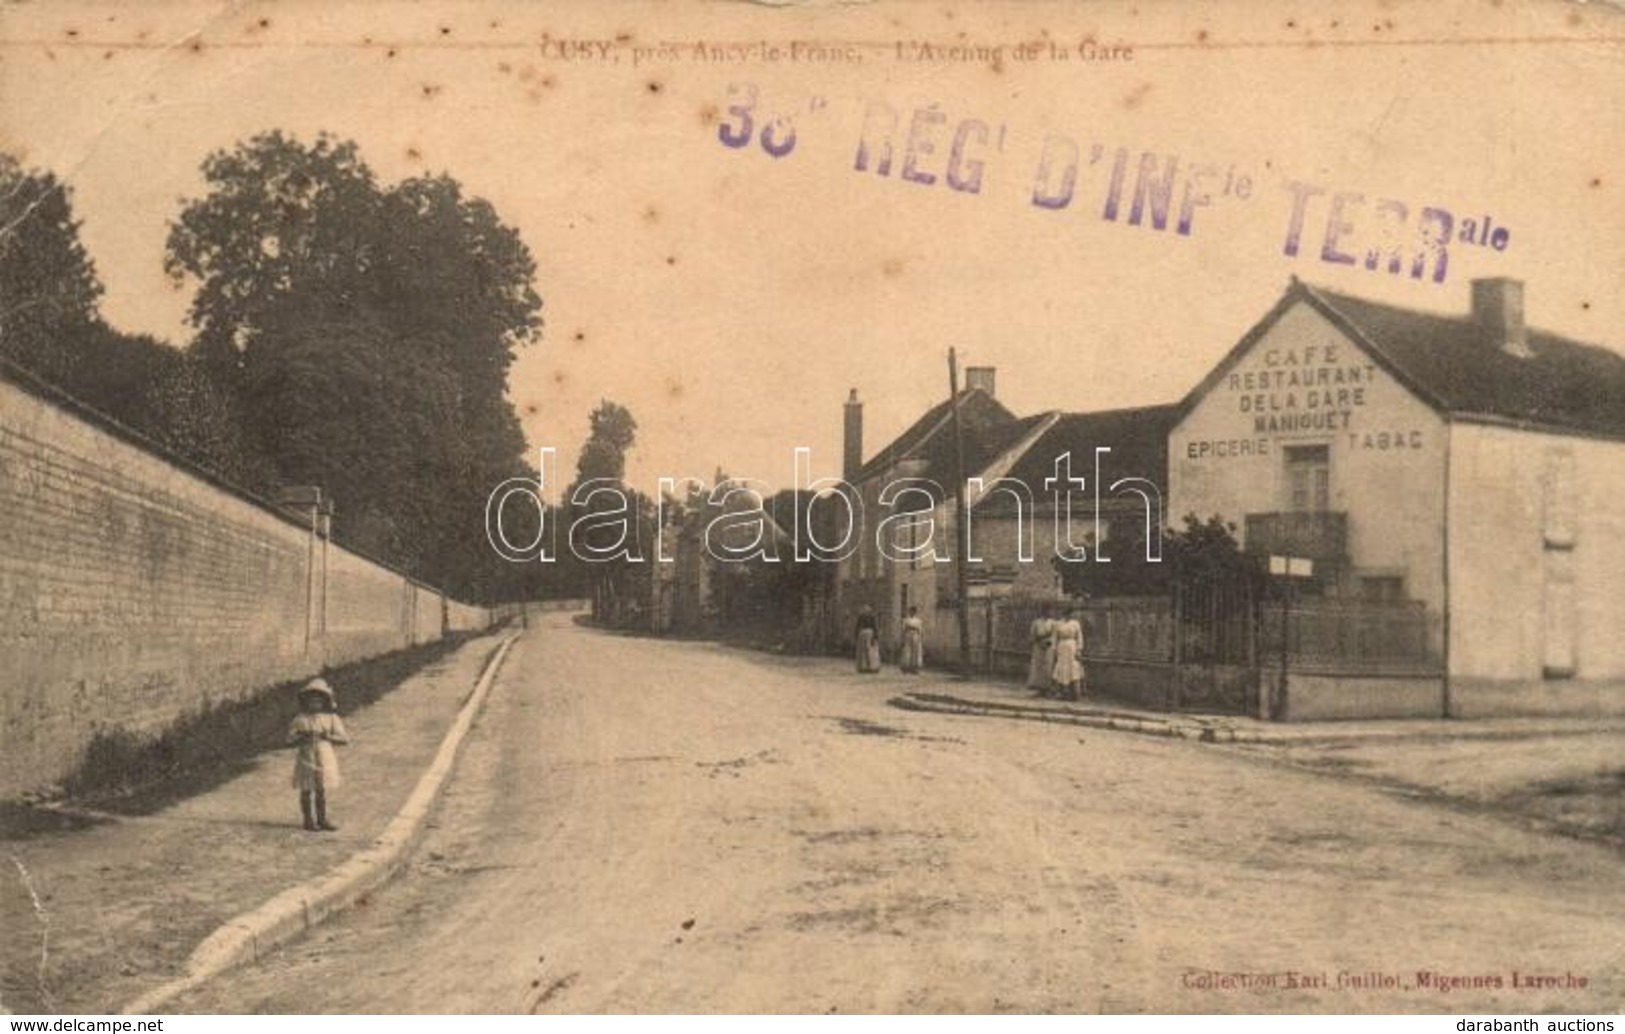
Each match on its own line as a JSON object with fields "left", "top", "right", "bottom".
{"left": 1168, "top": 277, "right": 1625, "bottom": 718}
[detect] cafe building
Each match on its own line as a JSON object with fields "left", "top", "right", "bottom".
{"left": 1168, "top": 277, "right": 1625, "bottom": 717}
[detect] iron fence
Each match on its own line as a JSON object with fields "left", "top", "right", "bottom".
{"left": 1261, "top": 596, "right": 1440, "bottom": 675}
{"left": 987, "top": 586, "right": 1439, "bottom": 714}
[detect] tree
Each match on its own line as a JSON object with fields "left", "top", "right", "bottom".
{"left": 567, "top": 400, "right": 654, "bottom": 624}
{"left": 164, "top": 131, "right": 545, "bottom": 599}
{"left": 144, "top": 348, "right": 275, "bottom": 487}
{"left": 376, "top": 176, "right": 541, "bottom": 400}
{"left": 1056, "top": 512, "right": 1260, "bottom": 599}
{"left": 574, "top": 401, "right": 638, "bottom": 484}
{"left": 0, "top": 153, "right": 274, "bottom": 483}
{"left": 0, "top": 154, "right": 104, "bottom": 381}
{"left": 163, "top": 132, "right": 381, "bottom": 373}
{"left": 1164, "top": 513, "right": 1261, "bottom": 589}
{"left": 165, "top": 132, "right": 540, "bottom": 383}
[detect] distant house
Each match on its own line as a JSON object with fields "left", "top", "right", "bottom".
{"left": 650, "top": 476, "right": 832, "bottom": 647}
{"left": 1169, "top": 277, "right": 1625, "bottom": 717}
{"left": 968, "top": 405, "right": 1180, "bottom": 600}
{"left": 835, "top": 368, "right": 1029, "bottom": 655}
{"left": 835, "top": 368, "right": 1172, "bottom": 664}
{"left": 765, "top": 488, "right": 845, "bottom": 651}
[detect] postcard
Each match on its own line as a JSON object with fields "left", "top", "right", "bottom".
{"left": 1, "top": 0, "right": 1621, "bottom": 1017}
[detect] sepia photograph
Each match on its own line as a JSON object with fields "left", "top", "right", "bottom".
{"left": 1, "top": 0, "right": 1621, "bottom": 1019}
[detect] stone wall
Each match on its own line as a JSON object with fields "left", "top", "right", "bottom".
{"left": 0, "top": 364, "right": 495, "bottom": 800}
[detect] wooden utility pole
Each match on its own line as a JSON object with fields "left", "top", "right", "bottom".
{"left": 948, "top": 349, "right": 972, "bottom": 675}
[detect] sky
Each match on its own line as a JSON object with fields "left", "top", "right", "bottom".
{"left": 1, "top": 0, "right": 1620, "bottom": 500}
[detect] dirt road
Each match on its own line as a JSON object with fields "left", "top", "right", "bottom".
{"left": 172, "top": 615, "right": 1625, "bottom": 1013}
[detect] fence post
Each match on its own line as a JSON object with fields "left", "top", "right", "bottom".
{"left": 983, "top": 598, "right": 995, "bottom": 673}
{"left": 1170, "top": 584, "right": 1183, "bottom": 710}
{"left": 1250, "top": 580, "right": 1266, "bottom": 720}
{"left": 1276, "top": 577, "right": 1294, "bottom": 720}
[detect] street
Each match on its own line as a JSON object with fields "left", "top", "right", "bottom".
{"left": 173, "top": 614, "right": 1624, "bottom": 1014}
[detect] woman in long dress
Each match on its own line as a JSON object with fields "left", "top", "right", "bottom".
{"left": 899, "top": 605, "right": 925, "bottom": 674}
{"left": 1050, "top": 608, "right": 1085, "bottom": 702}
{"left": 1027, "top": 606, "right": 1057, "bottom": 696}
{"left": 854, "top": 605, "right": 881, "bottom": 673}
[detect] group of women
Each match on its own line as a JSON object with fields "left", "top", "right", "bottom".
{"left": 850, "top": 601, "right": 1087, "bottom": 701}
{"left": 1027, "top": 604, "right": 1088, "bottom": 701}
{"left": 853, "top": 603, "right": 924, "bottom": 675}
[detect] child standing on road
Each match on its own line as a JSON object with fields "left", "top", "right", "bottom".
{"left": 289, "top": 677, "right": 349, "bottom": 833}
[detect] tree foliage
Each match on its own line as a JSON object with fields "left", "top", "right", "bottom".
{"left": 1163, "top": 513, "right": 1262, "bottom": 588}
{"left": 0, "top": 154, "right": 271, "bottom": 482}
{"left": 164, "top": 133, "right": 379, "bottom": 369}
{"left": 0, "top": 154, "right": 103, "bottom": 377}
{"left": 165, "top": 131, "right": 545, "bottom": 600}
{"left": 574, "top": 400, "right": 638, "bottom": 485}
{"left": 165, "top": 131, "right": 540, "bottom": 377}
{"left": 565, "top": 400, "right": 656, "bottom": 621}
{"left": 1057, "top": 512, "right": 1261, "bottom": 598}
{"left": 2, "top": 139, "right": 548, "bottom": 604}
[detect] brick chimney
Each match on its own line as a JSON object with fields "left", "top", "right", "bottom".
{"left": 1471, "top": 278, "right": 1531, "bottom": 359}
{"left": 965, "top": 366, "right": 997, "bottom": 397}
{"left": 843, "top": 388, "right": 863, "bottom": 481}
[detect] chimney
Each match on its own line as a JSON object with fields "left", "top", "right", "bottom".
{"left": 965, "top": 366, "right": 997, "bottom": 397}
{"left": 1470, "top": 278, "right": 1531, "bottom": 359}
{"left": 843, "top": 388, "right": 863, "bottom": 481}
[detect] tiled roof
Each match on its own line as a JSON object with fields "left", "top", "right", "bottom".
{"left": 911, "top": 409, "right": 1050, "bottom": 491}
{"left": 979, "top": 405, "right": 1180, "bottom": 511}
{"left": 1305, "top": 284, "right": 1625, "bottom": 439}
{"left": 766, "top": 488, "right": 859, "bottom": 562}
{"left": 853, "top": 387, "right": 1022, "bottom": 484}
{"left": 1185, "top": 280, "right": 1625, "bottom": 440}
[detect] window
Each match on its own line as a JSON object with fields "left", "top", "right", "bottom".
{"left": 1542, "top": 448, "right": 1577, "bottom": 550}
{"left": 1284, "top": 444, "right": 1330, "bottom": 512}
{"left": 909, "top": 507, "right": 924, "bottom": 569}
{"left": 1360, "top": 575, "right": 1405, "bottom": 602}
{"left": 1544, "top": 548, "right": 1577, "bottom": 679}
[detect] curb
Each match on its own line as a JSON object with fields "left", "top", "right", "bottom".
{"left": 122, "top": 629, "right": 522, "bottom": 1015}
{"left": 888, "top": 694, "right": 1245, "bottom": 742}
{"left": 889, "top": 692, "right": 1625, "bottom": 746}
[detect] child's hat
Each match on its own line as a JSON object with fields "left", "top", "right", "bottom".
{"left": 298, "top": 677, "right": 336, "bottom": 703}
